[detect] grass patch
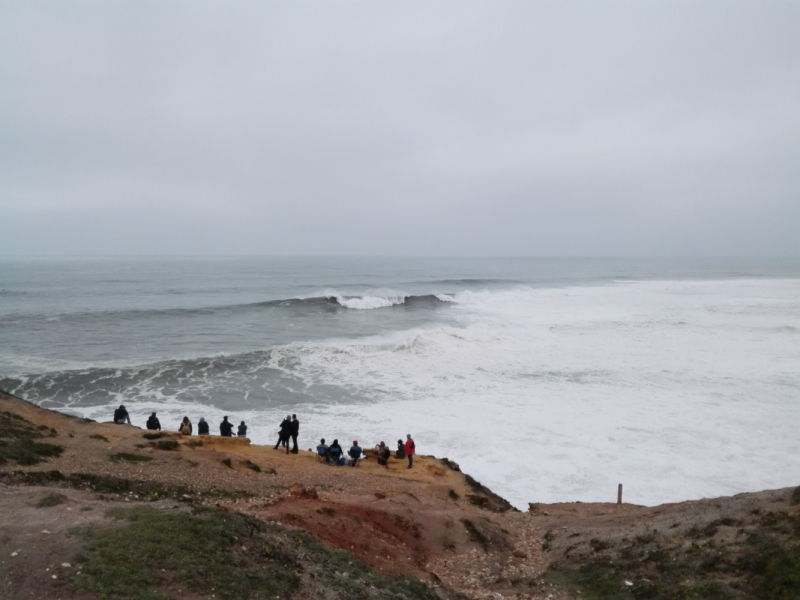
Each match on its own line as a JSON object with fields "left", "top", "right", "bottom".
{"left": 154, "top": 440, "right": 178, "bottom": 451}
{"left": 68, "top": 505, "right": 439, "bottom": 600}
{"left": 37, "top": 492, "right": 67, "bottom": 508}
{"left": 110, "top": 453, "right": 153, "bottom": 463}
{"left": 142, "top": 432, "right": 166, "bottom": 440}
{"left": 461, "top": 519, "right": 488, "bottom": 548}
{"left": 464, "top": 474, "right": 484, "bottom": 492}
{"left": 448, "top": 489, "right": 460, "bottom": 500}
{"left": 545, "top": 508, "right": 800, "bottom": 600}
{"left": 0, "top": 470, "right": 252, "bottom": 502}
{"left": 89, "top": 434, "right": 109, "bottom": 442}
{"left": 0, "top": 411, "right": 64, "bottom": 465}
{"left": 245, "top": 460, "right": 261, "bottom": 472}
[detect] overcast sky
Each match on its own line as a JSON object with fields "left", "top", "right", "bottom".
{"left": 1, "top": 1, "right": 798, "bottom": 256}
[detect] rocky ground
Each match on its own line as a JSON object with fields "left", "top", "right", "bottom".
{"left": 1, "top": 390, "right": 798, "bottom": 600}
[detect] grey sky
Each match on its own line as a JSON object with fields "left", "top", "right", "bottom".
{"left": 1, "top": 1, "right": 798, "bottom": 256}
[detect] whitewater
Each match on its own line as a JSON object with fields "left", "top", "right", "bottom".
{"left": 1, "top": 258, "right": 798, "bottom": 509}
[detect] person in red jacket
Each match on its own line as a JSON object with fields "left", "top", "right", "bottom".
{"left": 404, "top": 434, "right": 415, "bottom": 469}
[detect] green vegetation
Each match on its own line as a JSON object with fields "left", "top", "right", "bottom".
{"left": 154, "top": 440, "right": 178, "bottom": 451}
{"left": 0, "top": 411, "right": 64, "bottom": 465}
{"left": 464, "top": 474, "right": 484, "bottom": 492}
{"left": 461, "top": 519, "right": 487, "bottom": 548}
{"left": 449, "top": 489, "right": 460, "bottom": 500}
{"left": 68, "top": 505, "right": 440, "bottom": 600}
{"left": 110, "top": 453, "right": 153, "bottom": 463}
{"left": 246, "top": 460, "right": 262, "bottom": 472}
{"left": 36, "top": 492, "right": 67, "bottom": 508}
{"left": 89, "top": 434, "right": 109, "bottom": 442}
{"left": 142, "top": 432, "right": 166, "bottom": 440}
{"left": 0, "top": 469, "right": 253, "bottom": 502}
{"left": 544, "top": 508, "right": 800, "bottom": 600}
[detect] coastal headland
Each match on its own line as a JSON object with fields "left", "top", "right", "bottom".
{"left": 1, "top": 390, "right": 798, "bottom": 600}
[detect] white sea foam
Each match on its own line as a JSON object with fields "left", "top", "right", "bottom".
{"left": 319, "top": 288, "right": 408, "bottom": 309}
{"left": 33, "top": 278, "right": 800, "bottom": 510}
{"left": 267, "top": 279, "right": 800, "bottom": 508}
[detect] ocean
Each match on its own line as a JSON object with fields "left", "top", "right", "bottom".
{"left": 1, "top": 256, "right": 799, "bottom": 509}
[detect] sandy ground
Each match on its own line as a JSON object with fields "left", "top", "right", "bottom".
{"left": 1, "top": 390, "right": 797, "bottom": 600}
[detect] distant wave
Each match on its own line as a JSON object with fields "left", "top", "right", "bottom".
{"left": 0, "top": 292, "right": 454, "bottom": 325}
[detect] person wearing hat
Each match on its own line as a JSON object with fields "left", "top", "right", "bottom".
{"left": 113, "top": 405, "right": 131, "bottom": 425}
{"left": 348, "top": 440, "right": 363, "bottom": 466}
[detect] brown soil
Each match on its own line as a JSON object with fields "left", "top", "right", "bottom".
{"left": 1, "top": 390, "right": 797, "bottom": 600}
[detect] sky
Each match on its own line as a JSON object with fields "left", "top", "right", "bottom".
{"left": 1, "top": 1, "right": 798, "bottom": 256}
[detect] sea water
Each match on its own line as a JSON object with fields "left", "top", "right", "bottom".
{"left": 1, "top": 257, "right": 799, "bottom": 508}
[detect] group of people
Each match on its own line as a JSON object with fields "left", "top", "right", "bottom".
{"left": 273, "top": 414, "right": 301, "bottom": 454}
{"left": 115, "top": 405, "right": 418, "bottom": 469}
{"left": 114, "top": 405, "right": 248, "bottom": 438}
{"left": 317, "top": 434, "right": 416, "bottom": 469}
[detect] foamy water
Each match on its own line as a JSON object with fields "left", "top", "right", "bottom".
{"left": 265, "top": 280, "right": 800, "bottom": 508}
{"left": 2, "top": 258, "right": 798, "bottom": 509}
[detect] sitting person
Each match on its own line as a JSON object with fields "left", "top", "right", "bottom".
{"left": 327, "top": 439, "right": 343, "bottom": 465}
{"left": 146, "top": 412, "right": 161, "bottom": 430}
{"left": 113, "top": 405, "right": 131, "bottom": 425}
{"left": 348, "top": 440, "right": 363, "bottom": 466}
{"left": 395, "top": 439, "right": 405, "bottom": 459}
{"left": 316, "top": 438, "right": 329, "bottom": 459}
{"left": 179, "top": 416, "right": 192, "bottom": 435}
{"left": 376, "top": 441, "right": 390, "bottom": 467}
{"left": 197, "top": 417, "right": 209, "bottom": 435}
{"left": 220, "top": 416, "right": 234, "bottom": 437}
{"left": 237, "top": 421, "right": 247, "bottom": 437}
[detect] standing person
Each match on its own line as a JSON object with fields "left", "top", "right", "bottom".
{"left": 197, "top": 417, "right": 209, "bottom": 435}
{"left": 404, "top": 434, "right": 415, "bottom": 469}
{"left": 274, "top": 415, "right": 291, "bottom": 451}
{"left": 237, "top": 421, "right": 247, "bottom": 437}
{"left": 289, "top": 414, "right": 300, "bottom": 454}
{"left": 395, "top": 439, "right": 405, "bottom": 459}
{"left": 179, "top": 416, "right": 192, "bottom": 435}
{"left": 146, "top": 412, "right": 161, "bottom": 430}
{"left": 113, "top": 405, "right": 131, "bottom": 425}
{"left": 220, "top": 416, "right": 234, "bottom": 437}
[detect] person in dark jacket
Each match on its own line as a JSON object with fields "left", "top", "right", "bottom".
{"left": 197, "top": 417, "right": 209, "bottom": 435}
{"left": 348, "top": 441, "right": 362, "bottom": 467}
{"left": 220, "top": 416, "right": 234, "bottom": 437}
{"left": 274, "top": 415, "right": 291, "bottom": 451}
{"left": 237, "top": 421, "right": 247, "bottom": 437}
{"left": 113, "top": 405, "right": 131, "bottom": 425}
{"left": 289, "top": 414, "right": 300, "bottom": 454}
{"left": 395, "top": 439, "right": 405, "bottom": 459}
{"left": 328, "top": 439, "right": 343, "bottom": 465}
{"left": 146, "top": 412, "right": 161, "bottom": 430}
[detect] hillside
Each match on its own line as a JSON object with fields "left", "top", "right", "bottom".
{"left": 1, "top": 390, "right": 798, "bottom": 600}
